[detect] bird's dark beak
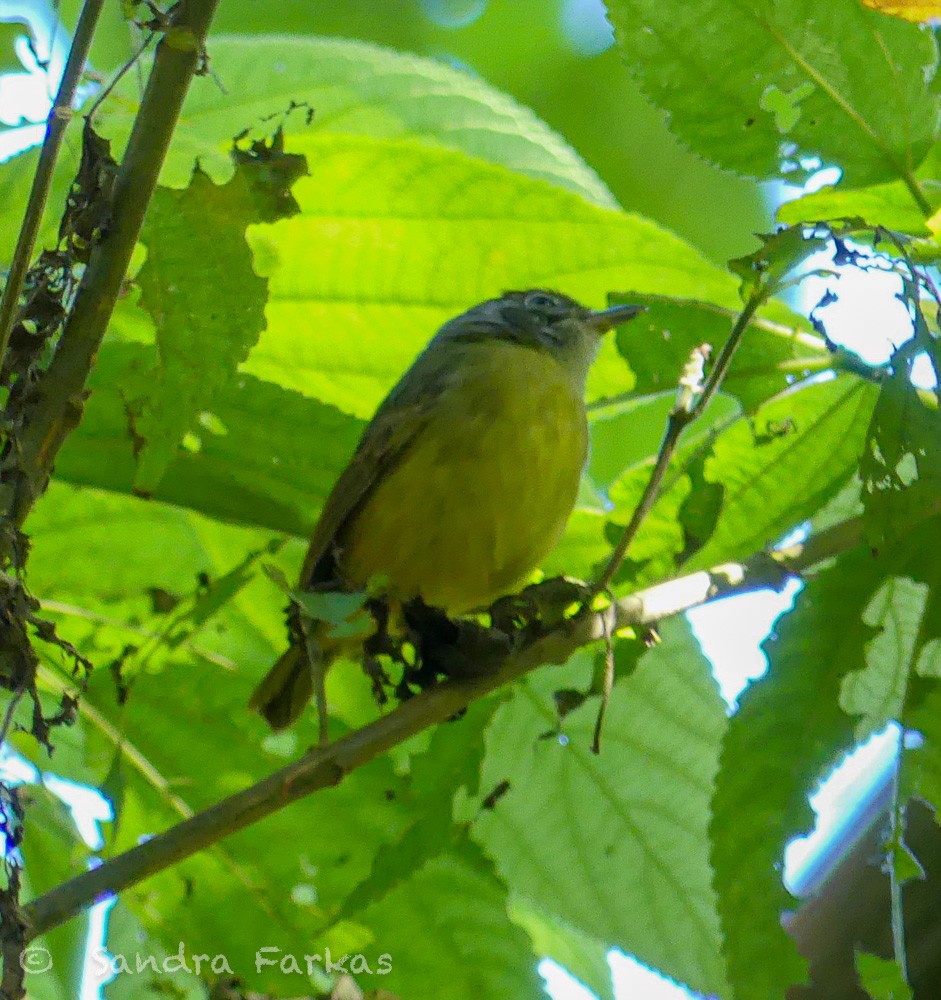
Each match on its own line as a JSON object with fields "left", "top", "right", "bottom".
{"left": 585, "top": 303, "right": 646, "bottom": 333}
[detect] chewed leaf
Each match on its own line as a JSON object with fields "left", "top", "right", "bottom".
{"left": 861, "top": 365, "right": 941, "bottom": 546}
{"left": 126, "top": 136, "right": 306, "bottom": 494}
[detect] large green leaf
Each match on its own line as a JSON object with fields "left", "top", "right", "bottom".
{"left": 97, "top": 33, "right": 617, "bottom": 207}
{"left": 606, "top": 0, "right": 939, "bottom": 188}
{"left": 474, "top": 621, "right": 730, "bottom": 997}
{"left": 0, "top": 17, "right": 28, "bottom": 75}
{"left": 242, "top": 132, "right": 739, "bottom": 419}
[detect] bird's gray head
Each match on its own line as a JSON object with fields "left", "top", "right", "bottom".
{"left": 436, "top": 289, "right": 644, "bottom": 386}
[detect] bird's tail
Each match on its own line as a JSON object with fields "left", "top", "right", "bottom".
{"left": 249, "top": 644, "right": 316, "bottom": 730}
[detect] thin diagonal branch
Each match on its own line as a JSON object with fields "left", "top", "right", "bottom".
{"left": 22, "top": 511, "right": 869, "bottom": 941}
{"left": 592, "top": 286, "right": 764, "bottom": 596}
{"left": 0, "top": 0, "right": 106, "bottom": 366}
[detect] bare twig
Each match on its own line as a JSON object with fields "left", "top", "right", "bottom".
{"left": 591, "top": 289, "right": 764, "bottom": 596}
{"left": 590, "top": 604, "right": 615, "bottom": 755}
{"left": 0, "top": 0, "right": 106, "bottom": 367}
{"left": 886, "top": 756, "right": 910, "bottom": 986}
{"left": 85, "top": 29, "right": 157, "bottom": 122}
{"left": 22, "top": 511, "right": 871, "bottom": 941}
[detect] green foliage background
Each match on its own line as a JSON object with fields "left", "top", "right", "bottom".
{"left": 2, "top": 2, "right": 941, "bottom": 999}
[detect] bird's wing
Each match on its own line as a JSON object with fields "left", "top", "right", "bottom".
{"left": 298, "top": 350, "right": 452, "bottom": 588}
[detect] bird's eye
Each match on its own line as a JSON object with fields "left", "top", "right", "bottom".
{"left": 524, "top": 292, "right": 558, "bottom": 312}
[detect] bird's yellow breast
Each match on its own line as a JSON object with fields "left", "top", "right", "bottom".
{"left": 337, "top": 340, "right": 588, "bottom": 613}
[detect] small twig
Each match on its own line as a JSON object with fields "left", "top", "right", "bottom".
{"left": 0, "top": 690, "right": 24, "bottom": 747}
{"left": 299, "top": 619, "right": 329, "bottom": 748}
{"left": 85, "top": 30, "right": 157, "bottom": 122}
{"left": 0, "top": 0, "right": 106, "bottom": 368}
{"left": 886, "top": 754, "right": 910, "bottom": 986}
{"left": 590, "top": 603, "right": 615, "bottom": 755}
{"left": 591, "top": 290, "right": 764, "bottom": 597}
{"left": 901, "top": 171, "right": 932, "bottom": 219}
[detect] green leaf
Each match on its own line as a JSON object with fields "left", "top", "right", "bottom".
{"left": 587, "top": 391, "right": 740, "bottom": 493}
{"left": 711, "top": 547, "right": 889, "bottom": 1000}
{"left": 687, "top": 376, "right": 879, "bottom": 569}
{"left": 841, "top": 575, "right": 930, "bottom": 739}
{"left": 861, "top": 366, "right": 941, "bottom": 547}
{"left": 340, "top": 697, "right": 497, "bottom": 920}
{"left": 902, "top": 678, "right": 941, "bottom": 819}
{"left": 19, "top": 786, "right": 90, "bottom": 1000}
{"left": 474, "top": 621, "right": 729, "bottom": 997}
{"left": 614, "top": 294, "right": 832, "bottom": 414}
{"left": 98, "top": 34, "right": 617, "bottom": 207}
{"left": 55, "top": 342, "right": 365, "bottom": 536}
{"left": 126, "top": 142, "right": 306, "bottom": 494}
{"left": 856, "top": 951, "right": 913, "bottom": 1000}
{"left": 358, "top": 841, "right": 547, "bottom": 1000}
{"left": 606, "top": 0, "right": 940, "bottom": 187}
{"left": 242, "top": 132, "right": 739, "bottom": 420}
{"left": 0, "top": 17, "right": 28, "bottom": 75}
{"left": 778, "top": 181, "right": 941, "bottom": 235}
{"left": 0, "top": 139, "right": 81, "bottom": 269}
{"left": 511, "top": 900, "right": 615, "bottom": 1000}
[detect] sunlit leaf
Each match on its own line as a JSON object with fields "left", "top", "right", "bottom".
{"left": 860, "top": 0, "right": 941, "bottom": 22}
{"left": 97, "top": 34, "right": 618, "bottom": 207}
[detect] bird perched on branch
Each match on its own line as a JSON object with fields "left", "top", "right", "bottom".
{"left": 250, "top": 289, "right": 643, "bottom": 730}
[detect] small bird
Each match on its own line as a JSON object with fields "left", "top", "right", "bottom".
{"left": 250, "top": 289, "right": 643, "bottom": 729}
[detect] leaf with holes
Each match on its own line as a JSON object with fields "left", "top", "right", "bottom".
{"left": 125, "top": 141, "right": 306, "bottom": 494}
{"left": 861, "top": 366, "right": 941, "bottom": 547}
